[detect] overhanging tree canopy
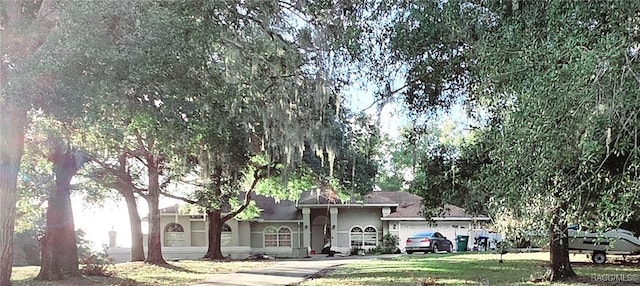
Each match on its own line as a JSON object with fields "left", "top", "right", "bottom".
{"left": 349, "top": 0, "right": 640, "bottom": 281}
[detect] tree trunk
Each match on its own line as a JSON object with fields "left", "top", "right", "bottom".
{"left": 204, "top": 209, "right": 224, "bottom": 259}
{"left": 122, "top": 190, "right": 145, "bottom": 261}
{"left": 201, "top": 164, "right": 261, "bottom": 260}
{"left": 37, "top": 174, "right": 71, "bottom": 280}
{"left": 1, "top": 1, "right": 56, "bottom": 284}
{"left": 145, "top": 161, "right": 166, "bottom": 265}
{"left": 37, "top": 146, "right": 86, "bottom": 280}
{"left": 203, "top": 164, "right": 225, "bottom": 260}
{"left": 0, "top": 108, "right": 26, "bottom": 286}
{"left": 548, "top": 203, "right": 576, "bottom": 281}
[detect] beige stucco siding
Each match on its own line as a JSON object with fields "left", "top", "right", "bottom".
{"left": 160, "top": 215, "right": 193, "bottom": 247}
{"left": 335, "top": 207, "right": 383, "bottom": 249}
{"left": 249, "top": 222, "right": 303, "bottom": 248}
{"left": 237, "top": 221, "right": 251, "bottom": 246}
{"left": 160, "top": 215, "right": 253, "bottom": 247}
{"left": 336, "top": 208, "right": 382, "bottom": 231}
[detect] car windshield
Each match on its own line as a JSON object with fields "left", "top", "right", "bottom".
{"left": 411, "top": 232, "right": 434, "bottom": 237}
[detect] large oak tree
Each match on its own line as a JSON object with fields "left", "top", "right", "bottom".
{"left": 349, "top": 0, "right": 640, "bottom": 281}
{"left": 1, "top": 1, "right": 58, "bottom": 284}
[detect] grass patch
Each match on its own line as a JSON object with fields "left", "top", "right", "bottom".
{"left": 301, "top": 252, "right": 640, "bottom": 286}
{"left": 11, "top": 260, "right": 275, "bottom": 286}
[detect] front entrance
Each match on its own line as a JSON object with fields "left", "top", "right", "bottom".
{"left": 311, "top": 215, "right": 330, "bottom": 252}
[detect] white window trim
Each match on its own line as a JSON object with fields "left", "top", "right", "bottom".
{"left": 263, "top": 226, "right": 293, "bottom": 248}
{"left": 349, "top": 225, "right": 378, "bottom": 248}
{"left": 164, "top": 223, "right": 186, "bottom": 247}
{"left": 363, "top": 225, "right": 378, "bottom": 247}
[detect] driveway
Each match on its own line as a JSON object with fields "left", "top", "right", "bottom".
{"left": 193, "top": 254, "right": 400, "bottom": 286}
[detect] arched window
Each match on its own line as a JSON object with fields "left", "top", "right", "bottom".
{"left": 278, "top": 227, "right": 291, "bottom": 247}
{"left": 264, "top": 226, "right": 292, "bottom": 247}
{"left": 350, "top": 226, "right": 378, "bottom": 247}
{"left": 165, "top": 222, "right": 184, "bottom": 232}
{"left": 350, "top": 226, "right": 363, "bottom": 247}
{"left": 164, "top": 222, "right": 185, "bottom": 247}
{"left": 364, "top": 226, "right": 378, "bottom": 246}
{"left": 221, "top": 223, "right": 232, "bottom": 246}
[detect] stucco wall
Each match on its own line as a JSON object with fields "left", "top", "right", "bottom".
{"left": 160, "top": 215, "right": 251, "bottom": 247}
{"left": 335, "top": 207, "right": 383, "bottom": 250}
{"left": 160, "top": 215, "right": 193, "bottom": 247}
{"left": 249, "top": 222, "right": 302, "bottom": 248}
{"left": 237, "top": 221, "right": 251, "bottom": 246}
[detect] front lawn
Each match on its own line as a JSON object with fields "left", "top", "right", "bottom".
{"left": 11, "top": 260, "right": 275, "bottom": 286}
{"left": 301, "top": 252, "right": 640, "bottom": 286}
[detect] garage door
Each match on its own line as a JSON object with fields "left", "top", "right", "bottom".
{"left": 398, "top": 222, "right": 462, "bottom": 252}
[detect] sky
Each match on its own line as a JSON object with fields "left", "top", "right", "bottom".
{"left": 72, "top": 192, "right": 183, "bottom": 249}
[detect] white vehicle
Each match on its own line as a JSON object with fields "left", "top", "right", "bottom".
{"left": 568, "top": 227, "right": 640, "bottom": 264}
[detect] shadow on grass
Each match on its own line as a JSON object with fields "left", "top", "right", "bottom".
{"left": 12, "top": 275, "right": 136, "bottom": 286}
{"left": 310, "top": 254, "right": 640, "bottom": 286}
{"left": 153, "top": 262, "right": 202, "bottom": 274}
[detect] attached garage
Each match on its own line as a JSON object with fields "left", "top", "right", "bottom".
{"left": 396, "top": 221, "right": 474, "bottom": 252}
{"left": 382, "top": 203, "right": 492, "bottom": 252}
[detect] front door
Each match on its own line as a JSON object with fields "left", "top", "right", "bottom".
{"left": 311, "top": 215, "right": 330, "bottom": 252}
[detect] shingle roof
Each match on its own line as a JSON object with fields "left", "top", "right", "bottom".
{"left": 297, "top": 190, "right": 420, "bottom": 205}
{"left": 156, "top": 193, "right": 301, "bottom": 221}
{"left": 364, "top": 191, "right": 423, "bottom": 206}
{"left": 157, "top": 190, "right": 486, "bottom": 221}
{"left": 159, "top": 205, "right": 179, "bottom": 214}
{"left": 251, "top": 193, "right": 301, "bottom": 221}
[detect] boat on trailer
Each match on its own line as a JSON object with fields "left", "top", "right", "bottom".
{"left": 568, "top": 227, "right": 640, "bottom": 264}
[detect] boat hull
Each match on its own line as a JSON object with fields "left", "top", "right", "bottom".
{"left": 568, "top": 229, "right": 640, "bottom": 255}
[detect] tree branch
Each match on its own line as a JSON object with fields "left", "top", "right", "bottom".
{"left": 160, "top": 191, "right": 199, "bottom": 205}
{"left": 89, "top": 154, "right": 149, "bottom": 200}
{"left": 357, "top": 79, "right": 419, "bottom": 114}
{"left": 221, "top": 163, "right": 273, "bottom": 222}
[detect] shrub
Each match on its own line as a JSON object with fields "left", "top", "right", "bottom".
{"left": 381, "top": 233, "right": 399, "bottom": 252}
{"left": 80, "top": 245, "right": 116, "bottom": 277}
{"left": 364, "top": 234, "right": 400, "bottom": 255}
{"left": 350, "top": 246, "right": 363, "bottom": 255}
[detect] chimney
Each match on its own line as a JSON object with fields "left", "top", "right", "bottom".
{"left": 108, "top": 229, "right": 117, "bottom": 248}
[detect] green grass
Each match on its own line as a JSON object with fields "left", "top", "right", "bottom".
{"left": 11, "top": 260, "right": 275, "bottom": 286}
{"left": 301, "top": 252, "right": 640, "bottom": 286}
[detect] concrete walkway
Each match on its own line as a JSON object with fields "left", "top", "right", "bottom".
{"left": 193, "top": 254, "right": 399, "bottom": 286}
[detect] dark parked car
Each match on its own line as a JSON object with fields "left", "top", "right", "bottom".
{"left": 405, "top": 231, "right": 453, "bottom": 254}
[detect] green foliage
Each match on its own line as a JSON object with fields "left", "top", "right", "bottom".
{"left": 255, "top": 166, "right": 315, "bottom": 201}
{"left": 464, "top": 1, "right": 640, "bottom": 237}
{"left": 357, "top": 0, "right": 640, "bottom": 237}
{"left": 375, "top": 118, "right": 483, "bottom": 217}
{"left": 366, "top": 233, "right": 399, "bottom": 255}
{"left": 13, "top": 226, "right": 43, "bottom": 267}
{"left": 77, "top": 230, "right": 116, "bottom": 277}
{"left": 365, "top": 234, "right": 400, "bottom": 255}
{"left": 350, "top": 246, "right": 363, "bottom": 255}
{"left": 381, "top": 233, "right": 400, "bottom": 253}
{"left": 79, "top": 247, "right": 116, "bottom": 278}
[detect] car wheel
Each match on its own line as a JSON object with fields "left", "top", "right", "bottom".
{"left": 447, "top": 242, "right": 453, "bottom": 253}
{"left": 406, "top": 250, "right": 413, "bottom": 254}
{"left": 592, "top": 252, "right": 607, "bottom": 264}
{"left": 433, "top": 244, "right": 439, "bottom": 253}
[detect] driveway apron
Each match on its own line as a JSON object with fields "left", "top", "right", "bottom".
{"left": 193, "top": 254, "right": 399, "bottom": 286}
